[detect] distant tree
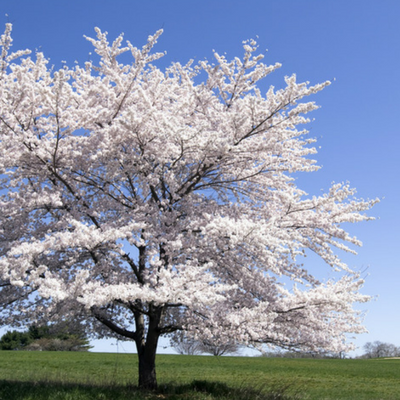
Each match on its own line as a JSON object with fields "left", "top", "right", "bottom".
{"left": 197, "top": 340, "right": 239, "bottom": 356}
{"left": 0, "top": 330, "right": 32, "bottom": 350}
{"left": 170, "top": 332, "right": 203, "bottom": 355}
{"left": 363, "top": 341, "right": 374, "bottom": 358}
{"left": 28, "top": 325, "right": 51, "bottom": 340}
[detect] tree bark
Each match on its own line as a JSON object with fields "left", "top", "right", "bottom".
{"left": 136, "top": 306, "right": 162, "bottom": 390}
{"left": 138, "top": 343, "right": 158, "bottom": 390}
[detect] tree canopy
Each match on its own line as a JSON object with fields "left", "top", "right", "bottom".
{"left": 0, "top": 24, "right": 377, "bottom": 388}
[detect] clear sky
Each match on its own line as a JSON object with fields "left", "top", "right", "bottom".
{"left": 1, "top": 0, "right": 399, "bottom": 357}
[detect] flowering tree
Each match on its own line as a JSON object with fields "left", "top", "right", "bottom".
{"left": 0, "top": 24, "right": 377, "bottom": 389}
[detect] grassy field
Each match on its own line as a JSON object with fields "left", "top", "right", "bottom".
{"left": 0, "top": 351, "right": 399, "bottom": 399}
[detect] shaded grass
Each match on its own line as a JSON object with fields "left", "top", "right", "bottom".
{"left": 0, "top": 352, "right": 399, "bottom": 399}
{"left": 0, "top": 380, "right": 137, "bottom": 400}
{"left": 0, "top": 379, "right": 301, "bottom": 400}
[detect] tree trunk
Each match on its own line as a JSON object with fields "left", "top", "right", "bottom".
{"left": 138, "top": 344, "right": 158, "bottom": 390}
{"left": 136, "top": 307, "right": 162, "bottom": 390}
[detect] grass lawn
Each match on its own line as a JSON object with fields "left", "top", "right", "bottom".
{"left": 0, "top": 352, "right": 399, "bottom": 399}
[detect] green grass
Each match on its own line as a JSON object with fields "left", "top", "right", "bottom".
{"left": 0, "top": 352, "right": 399, "bottom": 399}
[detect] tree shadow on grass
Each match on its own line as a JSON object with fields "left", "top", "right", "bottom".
{"left": 0, "top": 380, "right": 137, "bottom": 400}
{"left": 0, "top": 379, "right": 303, "bottom": 400}
{"left": 159, "top": 380, "right": 303, "bottom": 400}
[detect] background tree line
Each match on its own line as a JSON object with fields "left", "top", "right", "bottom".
{"left": 172, "top": 334, "right": 400, "bottom": 360}
{"left": 360, "top": 341, "right": 400, "bottom": 359}
{"left": 0, "top": 322, "right": 91, "bottom": 351}
{"left": 259, "top": 341, "right": 400, "bottom": 359}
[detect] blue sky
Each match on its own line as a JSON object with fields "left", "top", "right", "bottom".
{"left": 1, "top": 0, "right": 399, "bottom": 356}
